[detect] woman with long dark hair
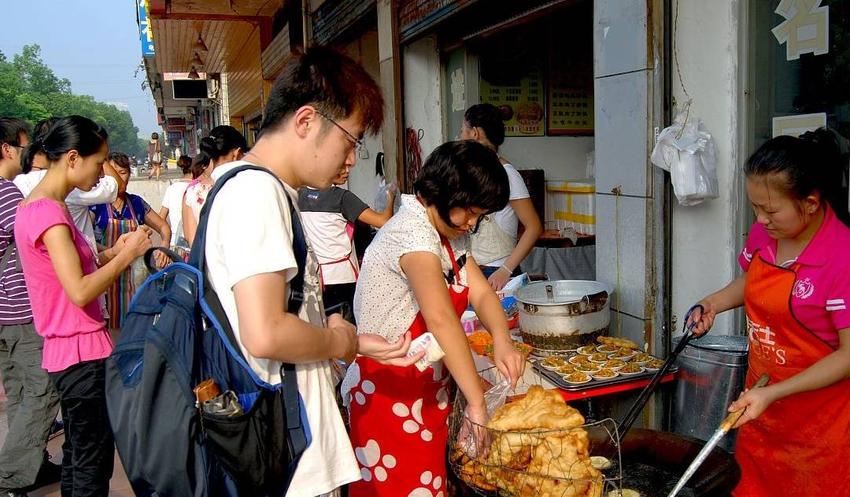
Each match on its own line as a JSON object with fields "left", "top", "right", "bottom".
{"left": 15, "top": 116, "right": 152, "bottom": 496}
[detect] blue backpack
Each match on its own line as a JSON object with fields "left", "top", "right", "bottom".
{"left": 106, "top": 165, "right": 310, "bottom": 497}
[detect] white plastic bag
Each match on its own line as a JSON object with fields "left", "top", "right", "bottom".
{"left": 458, "top": 377, "right": 509, "bottom": 459}
{"left": 651, "top": 109, "right": 719, "bottom": 206}
{"left": 373, "top": 177, "right": 399, "bottom": 213}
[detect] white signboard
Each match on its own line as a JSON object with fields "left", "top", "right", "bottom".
{"left": 771, "top": 112, "right": 827, "bottom": 137}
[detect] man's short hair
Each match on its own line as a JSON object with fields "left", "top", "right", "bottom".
{"left": 259, "top": 46, "right": 384, "bottom": 136}
{"left": 0, "top": 117, "right": 31, "bottom": 148}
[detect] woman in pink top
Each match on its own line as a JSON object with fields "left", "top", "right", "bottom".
{"left": 15, "top": 116, "right": 152, "bottom": 497}
{"left": 690, "top": 130, "right": 850, "bottom": 496}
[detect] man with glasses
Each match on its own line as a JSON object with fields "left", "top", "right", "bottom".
{"left": 0, "top": 117, "right": 61, "bottom": 497}
{"left": 201, "top": 46, "right": 420, "bottom": 497}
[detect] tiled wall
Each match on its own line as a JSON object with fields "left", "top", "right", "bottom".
{"left": 593, "top": 0, "right": 659, "bottom": 347}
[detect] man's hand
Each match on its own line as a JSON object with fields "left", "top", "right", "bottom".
{"left": 327, "top": 313, "right": 357, "bottom": 363}
{"left": 357, "top": 331, "right": 424, "bottom": 366}
{"left": 153, "top": 248, "right": 171, "bottom": 269}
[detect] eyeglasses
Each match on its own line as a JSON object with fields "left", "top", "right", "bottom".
{"left": 316, "top": 111, "right": 364, "bottom": 152}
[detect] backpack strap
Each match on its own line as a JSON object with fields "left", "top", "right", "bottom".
{"left": 188, "top": 164, "right": 309, "bottom": 455}
{"left": 1, "top": 238, "right": 21, "bottom": 274}
{"left": 189, "top": 164, "right": 308, "bottom": 316}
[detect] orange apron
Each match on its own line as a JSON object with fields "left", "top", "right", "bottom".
{"left": 733, "top": 251, "right": 850, "bottom": 496}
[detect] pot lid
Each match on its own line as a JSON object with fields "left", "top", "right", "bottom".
{"left": 514, "top": 280, "right": 614, "bottom": 306}
{"left": 674, "top": 334, "right": 749, "bottom": 353}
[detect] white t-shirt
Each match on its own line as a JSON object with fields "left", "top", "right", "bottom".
{"left": 204, "top": 161, "right": 360, "bottom": 497}
{"left": 161, "top": 179, "right": 190, "bottom": 246}
{"left": 14, "top": 171, "right": 118, "bottom": 251}
{"left": 354, "top": 194, "right": 469, "bottom": 342}
{"left": 484, "top": 163, "right": 530, "bottom": 267}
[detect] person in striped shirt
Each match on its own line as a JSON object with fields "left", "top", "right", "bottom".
{"left": 0, "top": 117, "right": 61, "bottom": 497}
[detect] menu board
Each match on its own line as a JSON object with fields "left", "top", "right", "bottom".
{"left": 480, "top": 66, "right": 545, "bottom": 137}
{"left": 548, "top": 87, "right": 593, "bottom": 135}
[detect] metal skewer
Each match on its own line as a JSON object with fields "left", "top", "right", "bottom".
{"left": 666, "top": 374, "right": 770, "bottom": 497}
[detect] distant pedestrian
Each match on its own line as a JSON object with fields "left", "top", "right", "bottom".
{"left": 147, "top": 132, "right": 162, "bottom": 181}
{"left": 0, "top": 117, "right": 61, "bottom": 497}
{"left": 181, "top": 126, "right": 246, "bottom": 246}
{"left": 16, "top": 116, "right": 152, "bottom": 497}
{"left": 158, "top": 155, "right": 192, "bottom": 257}
{"left": 90, "top": 152, "right": 170, "bottom": 329}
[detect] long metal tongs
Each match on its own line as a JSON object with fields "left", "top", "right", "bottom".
{"left": 616, "top": 304, "right": 704, "bottom": 440}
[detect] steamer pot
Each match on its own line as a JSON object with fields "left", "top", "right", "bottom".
{"left": 514, "top": 280, "right": 613, "bottom": 351}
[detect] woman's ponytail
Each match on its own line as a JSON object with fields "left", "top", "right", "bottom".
{"left": 21, "top": 139, "right": 43, "bottom": 174}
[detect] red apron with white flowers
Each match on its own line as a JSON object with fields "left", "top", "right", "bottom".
{"left": 348, "top": 238, "right": 467, "bottom": 497}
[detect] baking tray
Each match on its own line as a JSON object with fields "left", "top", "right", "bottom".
{"left": 532, "top": 358, "right": 678, "bottom": 392}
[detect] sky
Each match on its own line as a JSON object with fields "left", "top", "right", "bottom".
{"left": 0, "top": 0, "right": 158, "bottom": 138}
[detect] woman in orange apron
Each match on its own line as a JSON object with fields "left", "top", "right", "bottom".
{"left": 345, "top": 141, "right": 526, "bottom": 496}
{"left": 91, "top": 153, "right": 171, "bottom": 329}
{"left": 691, "top": 131, "right": 850, "bottom": 496}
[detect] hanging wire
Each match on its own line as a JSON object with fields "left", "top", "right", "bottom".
{"left": 672, "top": 0, "right": 690, "bottom": 102}
{"left": 672, "top": 0, "right": 694, "bottom": 140}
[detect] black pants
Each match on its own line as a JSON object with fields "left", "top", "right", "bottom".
{"left": 323, "top": 283, "right": 356, "bottom": 324}
{"left": 49, "top": 359, "right": 114, "bottom": 497}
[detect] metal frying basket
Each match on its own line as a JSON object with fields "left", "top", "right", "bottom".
{"left": 447, "top": 386, "right": 624, "bottom": 497}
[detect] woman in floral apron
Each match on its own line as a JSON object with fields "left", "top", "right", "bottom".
{"left": 346, "top": 141, "right": 526, "bottom": 497}
{"left": 691, "top": 130, "right": 850, "bottom": 497}
{"left": 91, "top": 152, "right": 171, "bottom": 329}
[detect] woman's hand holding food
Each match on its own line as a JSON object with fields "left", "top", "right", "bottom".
{"left": 459, "top": 402, "right": 490, "bottom": 458}
{"left": 492, "top": 333, "right": 525, "bottom": 389}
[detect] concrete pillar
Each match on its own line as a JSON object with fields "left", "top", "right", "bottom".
{"left": 593, "top": 0, "right": 668, "bottom": 429}
{"left": 377, "top": 0, "right": 405, "bottom": 188}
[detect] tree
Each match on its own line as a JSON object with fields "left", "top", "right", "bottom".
{"left": 0, "top": 44, "right": 147, "bottom": 156}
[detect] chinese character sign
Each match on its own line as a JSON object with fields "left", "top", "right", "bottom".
{"left": 772, "top": 0, "right": 829, "bottom": 61}
{"left": 138, "top": 0, "right": 155, "bottom": 57}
